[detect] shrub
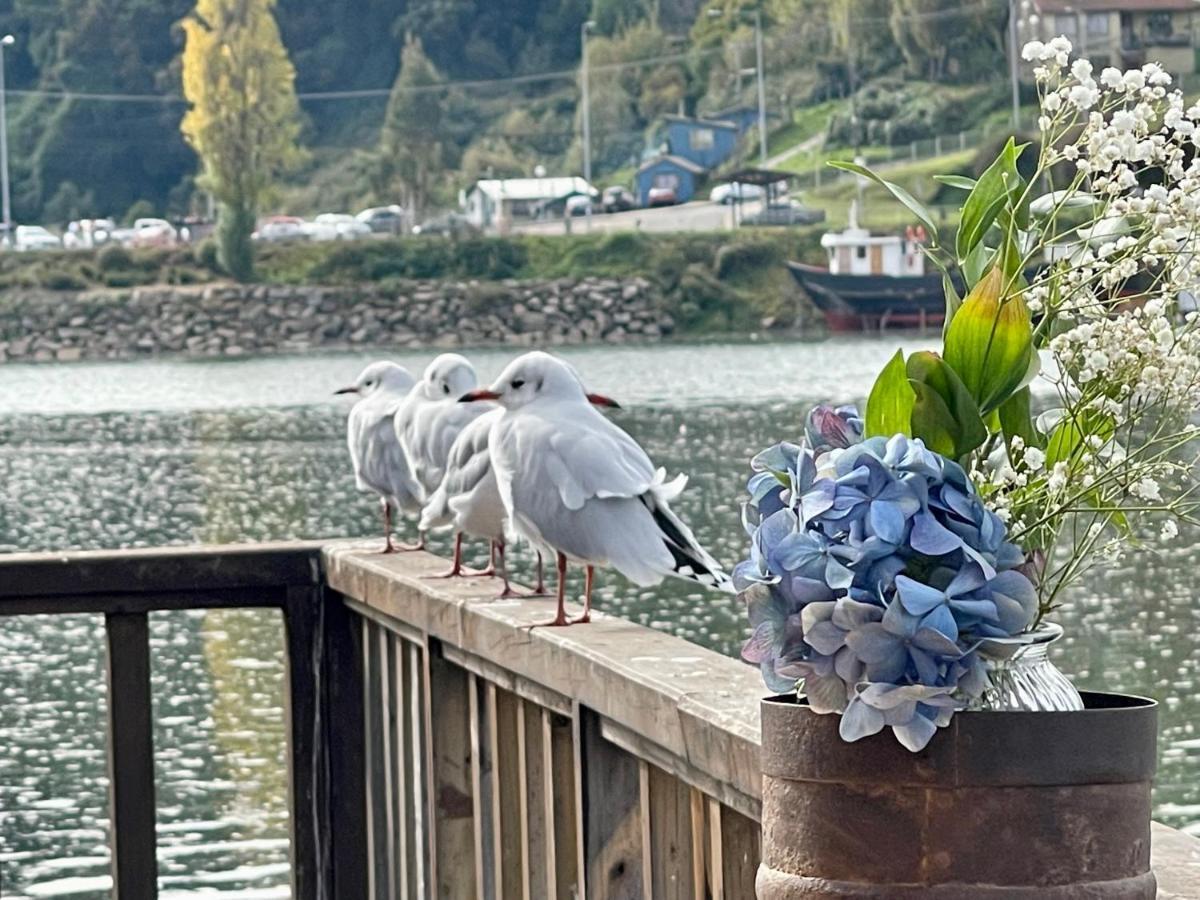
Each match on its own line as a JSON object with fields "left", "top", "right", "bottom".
{"left": 97, "top": 245, "right": 134, "bottom": 272}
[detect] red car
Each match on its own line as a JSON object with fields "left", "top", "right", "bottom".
{"left": 647, "top": 186, "right": 678, "bottom": 207}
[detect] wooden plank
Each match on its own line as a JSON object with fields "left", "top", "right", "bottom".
{"left": 282, "top": 585, "right": 321, "bottom": 900}
{"left": 707, "top": 798, "right": 724, "bottom": 900}
{"left": 104, "top": 612, "right": 158, "bottom": 900}
{"left": 470, "top": 675, "right": 496, "bottom": 900}
{"left": 344, "top": 595, "right": 427, "bottom": 647}
{"left": 427, "top": 649, "right": 477, "bottom": 899}
{"left": 380, "top": 628, "right": 398, "bottom": 899}
{"left": 639, "top": 762, "right": 653, "bottom": 900}
{"left": 521, "top": 703, "right": 549, "bottom": 900}
{"left": 442, "top": 643, "right": 572, "bottom": 717}
{"left": 647, "top": 764, "right": 694, "bottom": 900}
{"left": 547, "top": 711, "right": 578, "bottom": 900}
{"left": 718, "top": 805, "right": 760, "bottom": 900}
{"left": 0, "top": 585, "right": 287, "bottom": 617}
{"left": 491, "top": 687, "right": 524, "bottom": 899}
{"left": 408, "top": 642, "right": 428, "bottom": 899}
{"left": 0, "top": 541, "right": 322, "bottom": 598}
{"left": 395, "top": 637, "right": 411, "bottom": 900}
{"left": 323, "top": 592, "right": 368, "bottom": 899}
{"left": 689, "top": 788, "right": 706, "bottom": 900}
{"left": 364, "top": 618, "right": 388, "bottom": 897}
{"left": 580, "top": 708, "right": 644, "bottom": 900}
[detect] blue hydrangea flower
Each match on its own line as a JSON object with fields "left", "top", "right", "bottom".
{"left": 738, "top": 413, "right": 1036, "bottom": 751}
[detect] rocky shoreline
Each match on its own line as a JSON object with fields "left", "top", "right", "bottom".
{"left": 0, "top": 277, "right": 673, "bottom": 363}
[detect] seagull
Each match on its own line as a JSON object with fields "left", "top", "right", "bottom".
{"left": 420, "top": 379, "right": 622, "bottom": 598}
{"left": 394, "top": 353, "right": 490, "bottom": 574}
{"left": 461, "top": 351, "right": 733, "bottom": 626}
{"left": 336, "top": 361, "right": 424, "bottom": 553}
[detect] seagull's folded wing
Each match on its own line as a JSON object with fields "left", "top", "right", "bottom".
{"left": 536, "top": 408, "right": 657, "bottom": 510}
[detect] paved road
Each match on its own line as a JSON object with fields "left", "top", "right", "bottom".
{"left": 511, "top": 199, "right": 758, "bottom": 236}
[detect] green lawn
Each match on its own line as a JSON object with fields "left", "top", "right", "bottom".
{"left": 765, "top": 99, "right": 844, "bottom": 158}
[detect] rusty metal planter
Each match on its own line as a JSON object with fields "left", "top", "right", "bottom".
{"left": 757, "top": 691, "right": 1158, "bottom": 899}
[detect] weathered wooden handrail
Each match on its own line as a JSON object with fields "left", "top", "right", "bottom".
{"left": 2, "top": 540, "right": 1199, "bottom": 899}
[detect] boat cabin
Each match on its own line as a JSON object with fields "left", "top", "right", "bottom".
{"left": 820, "top": 225, "right": 927, "bottom": 277}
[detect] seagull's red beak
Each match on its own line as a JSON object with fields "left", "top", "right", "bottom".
{"left": 333, "top": 386, "right": 359, "bottom": 395}
{"left": 587, "top": 392, "right": 621, "bottom": 409}
{"left": 459, "top": 389, "right": 500, "bottom": 403}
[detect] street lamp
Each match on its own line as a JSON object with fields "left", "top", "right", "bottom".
{"left": 709, "top": 7, "right": 768, "bottom": 167}
{"left": 0, "top": 34, "right": 14, "bottom": 240}
{"left": 1008, "top": 0, "right": 1021, "bottom": 129}
{"left": 580, "top": 20, "right": 595, "bottom": 228}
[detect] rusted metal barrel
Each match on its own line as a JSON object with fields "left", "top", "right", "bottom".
{"left": 758, "top": 692, "right": 1158, "bottom": 899}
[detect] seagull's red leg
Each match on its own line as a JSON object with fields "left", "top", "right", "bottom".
{"left": 380, "top": 499, "right": 397, "bottom": 554}
{"left": 424, "top": 533, "right": 475, "bottom": 578}
{"left": 571, "top": 565, "right": 594, "bottom": 624}
{"left": 463, "top": 539, "right": 498, "bottom": 577}
{"left": 530, "top": 552, "right": 571, "bottom": 628}
{"left": 496, "top": 542, "right": 523, "bottom": 599}
{"left": 529, "top": 551, "right": 549, "bottom": 597}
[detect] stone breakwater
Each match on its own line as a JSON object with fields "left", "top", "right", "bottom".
{"left": 0, "top": 277, "right": 673, "bottom": 363}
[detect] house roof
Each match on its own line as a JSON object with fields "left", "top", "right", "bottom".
{"left": 662, "top": 114, "right": 740, "bottom": 131}
{"left": 1034, "top": 0, "right": 1199, "bottom": 11}
{"left": 468, "top": 176, "right": 595, "bottom": 202}
{"left": 636, "top": 154, "right": 708, "bottom": 175}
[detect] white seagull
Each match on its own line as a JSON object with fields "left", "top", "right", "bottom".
{"left": 394, "top": 353, "right": 490, "bottom": 572}
{"left": 336, "top": 361, "right": 424, "bottom": 553}
{"left": 461, "top": 351, "right": 732, "bottom": 626}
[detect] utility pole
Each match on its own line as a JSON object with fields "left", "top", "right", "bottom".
{"left": 754, "top": 9, "right": 767, "bottom": 167}
{"left": 0, "top": 35, "right": 15, "bottom": 243}
{"left": 580, "top": 20, "right": 594, "bottom": 230}
{"left": 1008, "top": 0, "right": 1021, "bottom": 129}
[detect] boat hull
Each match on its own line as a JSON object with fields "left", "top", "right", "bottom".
{"left": 788, "top": 261, "right": 952, "bottom": 332}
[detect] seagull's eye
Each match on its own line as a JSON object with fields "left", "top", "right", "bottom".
{"left": 511, "top": 378, "right": 525, "bottom": 390}
{"left": 442, "top": 383, "right": 450, "bottom": 395}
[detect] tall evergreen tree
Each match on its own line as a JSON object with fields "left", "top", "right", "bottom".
{"left": 180, "top": 0, "right": 303, "bottom": 281}
{"left": 378, "top": 35, "right": 446, "bottom": 221}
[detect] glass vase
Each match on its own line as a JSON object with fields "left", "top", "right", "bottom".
{"left": 974, "top": 622, "right": 1084, "bottom": 712}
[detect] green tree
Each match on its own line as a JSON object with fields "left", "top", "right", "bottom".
{"left": 378, "top": 35, "right": 448, "bottom": 220}
{"left": 181, "top": 0, "right": 304, "bottom": 281}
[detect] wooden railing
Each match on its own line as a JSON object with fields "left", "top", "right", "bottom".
{"left": 3, "top": 540, "right": 1199, "bottom": 899}
{"left": 324, "top": 543, "right": 764, "bottom": 899}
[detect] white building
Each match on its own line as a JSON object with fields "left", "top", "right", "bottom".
{"left": 820, "top": 226, "right": 927, "bottom": 277}
{"left": 462, "top": 177, "right": 597, "bottom": 232}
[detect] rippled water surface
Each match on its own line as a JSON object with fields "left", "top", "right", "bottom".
{"left": 1, "top": 339, "right": 1197, "bottom": 896}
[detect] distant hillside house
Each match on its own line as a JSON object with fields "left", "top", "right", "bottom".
{"left": 463, "top": 176, "right": 596, "bottom": 230}
{"left": 662, "top": 115, "right": 742, "bottom": 170}
{"left": 707, "top": 106, "right": 761, "bottom": 135}
{"left": 635, "top": 154, "right": 707, "bottom": 205}
{"left": 1021, "top": 0, "right": 1200, "bottom": 77}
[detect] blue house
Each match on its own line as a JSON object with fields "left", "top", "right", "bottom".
{"left": 662, "top": 115, "right": 741, "bottom": 170}
{"left": 635, "top": 154, "right": 707, "bottom": 205}
{"left": 709, "top": 106, "right": 761, "bottom": 135}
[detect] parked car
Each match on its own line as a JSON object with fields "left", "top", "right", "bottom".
{"left": 355, "top": 205, "right": 407, "bottom": 235}
{"left": 709, "top": 182, "right": 766, "bottom": 205}
{"left": 109, "top": 227, "right": 137, "bottom": 247}
{"left": 63, "top": 218, "right": 116, "bottom": 250}
{"left": 13, "top": 225, "right": 61, "bottom": 252}
{"left": 601, "top": 186, "right": 635, "bottom": 213}
{"left": 131, "top": 218, "right": 178, "bottom": 249}
{"left": 253, "top": 216, "right": 306, "bottom": 243}
{"left": 412, "top": 212, "right": 479, "bottom": 237}
{"left": 741, "top": 201, "right": 826, "bottom": 227}
{"left": 646, "top": 186, "right": 678, "bottom": 207}
{"left": 304, "top": 213, "right": 372, "bottom": 242}
{"left": 565, "top": 195, "right": 593, "bottom": 217}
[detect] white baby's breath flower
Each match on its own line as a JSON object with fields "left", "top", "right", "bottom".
{"left": 1131, "top": 477, "right": 1162, "bottom": 502}
{"left": 1160, "top": 519, "right": 1179, "bottom": 541}
{"left": 1022, "top": 447, "right": 1046, "bottom": 471}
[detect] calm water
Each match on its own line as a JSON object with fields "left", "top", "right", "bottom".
{"left": 1, "top": 340, "right": 1197, "bottom": 897}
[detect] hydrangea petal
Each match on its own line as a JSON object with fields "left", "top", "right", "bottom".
{"left": 920, "top": 603, "right": 959, "bottom": 642}
{"left": 839, "top": 695, "right": 886, "bottom": 742}
{"left": 895, "top": 575, "right": 946, "bottom": 616}
{"left": 910, "top": 511, "right": 963, "bottom": 555}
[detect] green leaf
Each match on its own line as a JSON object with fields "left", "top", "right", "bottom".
{"left": 933, "top": 174, "right": 977, "bottom": 191}
{"left": 828, "top": 160, "right": 938, "bottom": 240}
{"left": 942, "top": 273, "right": 962, "bottom": 339}
{"left": 955, "top": 138, "right": 1027, "bottom": 262}
{"left": 962, "top": 239, "right": 991, "bottom": 290}
{"left": 1046, "top": 411, "right": 1115, "bottom": 468}
{"left": 906, "top": 350, "right": 988, "bottom": 459}
{"left": 943, "top": 267, "right": 1034, "bottom": 415}
{"left": 998, "top": 387, "right": 1042, "bottom": 450}
{"left": 865, "top": 350, "right": 915, "bottom": 439}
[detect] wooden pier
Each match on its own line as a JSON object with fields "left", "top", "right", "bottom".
{"left": 1, "top": 540, "right": 1198, "bottom": 898}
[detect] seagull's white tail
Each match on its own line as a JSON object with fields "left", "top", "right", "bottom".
{"left": 418, "top": 482, "right": 453, "bottom": 532}
{"left": 641, "top": 472, "right": 734, "bottom": 594}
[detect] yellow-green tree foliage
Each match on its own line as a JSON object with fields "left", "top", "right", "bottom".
{"left": 181, "top": 0, "right": 303, "bottom": 280}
